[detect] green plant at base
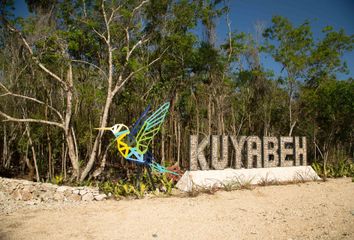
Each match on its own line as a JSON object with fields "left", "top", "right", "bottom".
{"left": 312, "top": 161, "right": 323, "bottom": 176}
{"left": 98, "top": 167, "right": 179, "bottom": 199}
{"left": 312, "top": 160, "right": 354, "bottom": 178}
{"left": 113, "top": 180, "right": 134, "bottom": 198}
{"left": 99, "top": 180, "right": 147, "bottom": 199}
{"left": 133, "top": 182, "right": 147, "bottom": 199}
{"left": 52, "top": 175, "right": 64, "bottom": 185}
{"left": 221, "top": 179, "right": 242, "bottom": 191}
{"left": 160, "top": 174, "right": 174, "bottom": 195}
{"left": 100, "top": 181, "right": 114, "bottom": 194}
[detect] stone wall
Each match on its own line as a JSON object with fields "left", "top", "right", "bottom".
{"left": 0, "top": 177, "right": 107, "bottom": 203}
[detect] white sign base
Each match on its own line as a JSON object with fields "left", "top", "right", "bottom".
{"left": 176, "top": 166, "right": 321, "bottom": 192}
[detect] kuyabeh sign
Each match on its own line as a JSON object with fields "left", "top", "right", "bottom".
{"left": 189, "top": 135, "right": 307, "bottom": 170}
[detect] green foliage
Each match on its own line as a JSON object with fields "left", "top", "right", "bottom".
{"left": 263, "top": 16, "right": 313, "bottom": 77}
{"left": 99, "top": 180, "right": 138, "bottom": 199}
{"left": 307, "top": 28, "right": 354, "bottom": 86}
{"left": 99, "top": 171, "right": 176, "bottom": 199}
{"left": 312, "top": 160, "right": 354, "bottom": 178}
{"left": 300, "top": 79, "right": 353, "bottom": 154}
{"left": 220, "top": 179, "right": 243, "bottom": 191}
{"left": 0, "top": 1, "right": 353, "bottom": 185}
{"left": 160, "top": 174, "right": 174, "bottom": 195}
{"left": 52, "top": 175, "right": 64, "bottom": 185}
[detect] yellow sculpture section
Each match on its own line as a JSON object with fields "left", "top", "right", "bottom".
{"left": 117, "top": 132, "right": 131, "bottom": 158}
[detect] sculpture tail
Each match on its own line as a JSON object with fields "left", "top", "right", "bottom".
{"left": 143, "top": 150, "right": 178, "bottom": 175}
{"left": 149, "top": 161, "right": 179, "bottom": 176}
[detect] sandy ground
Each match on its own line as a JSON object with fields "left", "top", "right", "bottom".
{"left": 0, "top": 178, "right": 353, "bottom": 240}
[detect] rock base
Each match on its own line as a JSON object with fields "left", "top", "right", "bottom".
{"left": 176, "top": 166, "right": 321, "bottom": 192}
{"left": 0, "top": 177, "right": 107, "bottom": 203}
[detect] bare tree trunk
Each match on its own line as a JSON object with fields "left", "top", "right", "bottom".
{"left": 161, "top": 129, "right": 165, "bottom": 165}
{"left": 314, "top": 130, "right": 317, "bottom": 162}
{"left": 61, "top": 134, "right": 67, "bottom": 180}
{"left": 208, "top": 94, "right": 212, "bottom": 135}
{"left": 191, "top": 87, "right": 199, "bottom": 135}
{"left": 216, "top": 95, "right": 225, "bottom": 135}
{"left": 168, "top": 118, "right": 173, "bottom": 162}
{"left": 44, "top": 102, "right": 53, "bottom": 179}
{"left": 2, "top": 124, "right": 17, "bottom": 169}
{"left": 22, "top": 141, "right": 34, "bottom": 180}
{"left": 288, "top": 78, "right": 296, "bottom": 136}
{"left": 2, "top": 126, "right": 8, "bottom": 168}
{"left": 90, "top": 146, "right": 109, "bottom": 180}
{"left": 25, "top": 124, "right": 40, "bottom": 182}
{"left": 177, "top": 121, "right": 181, "bottom": 166}
{"left": 64, "top": 64, "right": 80, "bottom": 179}
{"left": 47, "top": 130, "right": 53, "bottom": 179}
{"left": 80, "top": 94, "right": 113, "bottom": 181}
{"left": 221, "top": 100, "right": 225, "bottom": 135}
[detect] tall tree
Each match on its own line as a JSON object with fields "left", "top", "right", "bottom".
{"left": 263, "top": 16, "right": 314, "bottom": 136}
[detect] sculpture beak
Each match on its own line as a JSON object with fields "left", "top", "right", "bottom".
{"left": 94, "top": 127, "right": 111, "bottom": 131}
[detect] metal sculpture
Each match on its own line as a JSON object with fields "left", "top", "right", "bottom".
{"left": 96, "top": 102, "right": 177, "bottom": 177}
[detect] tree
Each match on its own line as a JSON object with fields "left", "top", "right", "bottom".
{"left": 0, "top": 0, "right": 167, "bottom": 181}
{"left": 307, "top": 26, "right": 354, "bottom": 87}
{"left": 263, "top": 16, "right": 314, "bottom": 136}
{"left": 300, "top": 78, "right": 354, "bottom": 169}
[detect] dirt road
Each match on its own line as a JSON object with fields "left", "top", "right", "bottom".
{"left": 1, "top": 178, "right": 353, "bottom": 240}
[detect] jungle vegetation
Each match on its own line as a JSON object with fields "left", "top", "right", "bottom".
{"left": 0, "top": 0, "right": 353, "bottom": 183}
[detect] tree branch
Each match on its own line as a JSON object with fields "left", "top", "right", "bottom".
{"left": 126, "top": 37, "right": 149, "bottom": 62}
{"left": 92, "top": 27, "right": 108, "bottom": 43}
{"left": 0, "top": 83, "right": 64, "bottom": 122}
{"left": 71, "top": 59, "right": 107, "bottom": 78}
{"left": 108, "top": 6, "right": 121, "bottom": 25}
{"left": 113, "top": 47, "right": 168, "bottom": 95}
{"left": 132, "top": 0, "right": 149, "bottom": 15}
{"left": 0, "top": 111, "right": 64, "bottom": 129}
{"left": 101, "top": 0, "right": 111, "bottom": 44}
{"left": 6, "top": 24, "right": 67, "bottom": 88}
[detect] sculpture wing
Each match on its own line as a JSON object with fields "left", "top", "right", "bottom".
{"left": 126, "top": 104, "right": 151, "bottom": 144}
{"left": 135, "top": 102, "right": 170, "bottom": 154}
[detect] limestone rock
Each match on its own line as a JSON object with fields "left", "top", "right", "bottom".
{"left": 26, "top": 199, "right": 40, "bottom": 205}
{"left": 22, "top": 185, "right": 36, "bottom": 193}
{"left": 53, "top": 192, "right": 65, "bottom": 201}
{"left": 20, "top": 190, "right": 33, "bottom": 201}
{"left": 22, "top": 180, "right": 33, "bottom": 185}
{"left": 67, "top": 194, "right": 81, "bottom": 202}
{"left": 82, "top": 193, "right": 94, "bottom": 201}
{"left": 57, "top": 186, "right": 69, "bottom": 192}
{"left": 1, "top": 177, "right": 106, "bottom": 204}
{"left": 94, "top": 194, "right": 107, "bottom": 201}
{"left": 11, "top": 189, "right": 22, "bottom": 201}
{"left": 41, "top": 191, "right": 54, "bottom": 202}
{"left": 79, "top": 189, "right": 88, "bottom": 196}
{"left": 0, "top": 191, "right": 6, "bottom": 201}
{"left": 64, "top": 189, "right": 73, "bottom": 197}
{"left": 72, "top": 189, "right": 80, "bottom": 195}
{"left": 40, "top": 183, "right": 57, "bottom": 191}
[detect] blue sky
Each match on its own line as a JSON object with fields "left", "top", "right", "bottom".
{"left": 13, "top": 0, "right": 354, "bottom": 79}
{"left": 217, "top": 0, "right": 354, "bottom": 79}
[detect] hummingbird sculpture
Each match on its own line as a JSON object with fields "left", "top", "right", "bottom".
{"left": 96, "top": 102, "right": 177, "bottom": 176}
